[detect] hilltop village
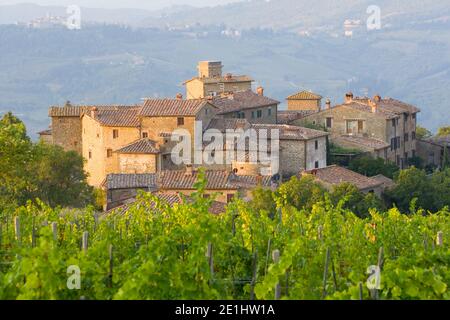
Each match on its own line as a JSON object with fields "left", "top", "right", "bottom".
{"left": 38, "top": 61, "right": 447, "bottom": 212}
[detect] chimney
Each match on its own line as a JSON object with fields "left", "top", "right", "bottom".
{"left": 185, "top": 164, "right": 194, "bottom": 176}
{"left": 257, "top": 86, "right": 264, "bottom": 96}
{"left": 370, "top": 99, "right": 378, "bottom": 113}
{"left": 325, "top": 99, "right": 331, "bottom": 109}
{"left": 176, "top": 93, "right": 183, "bottom": 100}
{"left": 91, "top": 106, "right": 98, "bottom": 119}
{"left": 64, "top": 100, "right": 72, "bottom": 108}
{"left": 345, "top": 92, "right": 354, "bottom": 104}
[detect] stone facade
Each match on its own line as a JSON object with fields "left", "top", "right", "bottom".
{"left": 51, "top": 116, "right": 83, "bottom": 154}
{"left": 287, "top": 91, "right": 323, "bottom": 112}
{"left": 184, "top": 61, "right": 253, "bottom": 99}
{"left": 293, "top": 94, "right": 420, "bottom": 168}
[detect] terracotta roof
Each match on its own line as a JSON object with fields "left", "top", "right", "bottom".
{"left": 303, "top": 165, "right": 383, "bottom": 191}
{"left": 287, "top": 91, "right": 323, "bottom": 100}
{"left": 105, "top": 192, "right": 226, "bottom": 215}
{"left": 115, "top": 138, "right": 160, "bottom": 154}
{"left": 277, "top": 110, "right": 317, "bottom": 124}
{"left": 213, "top": 90, "right": 279, "bottom": 115}
{"left": 184, "top": 75, "right": 253, "bottom": 84}
{"left": 140, "top": 99, "right": 212, "bottom": 117}
{"left": 159, "top": 170, "right": 233, "bottom": 190}
{"left": 49, "top": 105, "right": 138, "bottom": 117}
{"left": 90, "top": 107, "right": 141, "bottom": 127}
{"left": 334, "top": 135, "right": 390, "bottom": 152}
{"left": 105, "top": 173, "right": 157, "bottom": 190}
{"left": 371, "top": 174, "right": 396, "bottom": 189}
{"left": 252, "top": 123, "right": 329, "bottom": 140}
{"left": 208, "top": 118, "right": 328, "bottom": 141}
{"left": 38, "top": 129, "right": 52, "bottom": 135}
{"left": 106, "top": 170, "right": 274, "bottom": 191}
{"left": 337, "top": 97, "right": 420, "bottom": 119}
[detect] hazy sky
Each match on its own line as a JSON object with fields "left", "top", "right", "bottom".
{"left": 0, "top": 0, "right": 243, "bottom": 10}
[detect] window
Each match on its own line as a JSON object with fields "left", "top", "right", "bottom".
{"left": 107, "top": 149, "right": 113, "bottom": 158}
{"left": 412, "top": 114, "right": 416, "bottom": 120}
{"left": 326, "top": 117, "right": 332, "bottom": 128}
{"left": 412, "top": 131, "right": 416, "bottom": 140}
{"left": 404, "top": 133, "right": 409, "bottom": 142}
{"left": 396, "top": 155, "right": 401, "bottom": 166}
{"left": 88, "top": 150, "right": 92, "bottom": 159}
{"left": 405, "top": 152, "right": 409, "bottom": 160}
{"left": 251, "top": 111, "right": 255, "bottom": 119}
{"left": 177, "top": 117, "right": 184, "bottom": 126}
{"left": 113, "top": 129, "right": 119, "bottom": 139}
{"left": 392, "top": 119, "right": 396, "bottom": 127}
{"left": 412, "top": 150, "right": 416, "bottom": 157}
{"left": 403, "top": 113, "right": 408, "bottom": 122}
{"left": 257, "top": 110, "right": 263, "bottom": 118}
{"left": 312, "top": 121, "right": 316, "bottom": 125}
{"left": 346, "top": 120, "right": 364, "bottom": 134}
{"left": 205, "top": 108, "right": 208, "bottom": 115}
{"left": 142, "top": 132, "right": 148, "bottom": 138}
{"left": 268, "top": 108, "right": 272, "bottom": 116}
{"left": 315, "top": 161, "right": 319, "bottom": 169}
{"left": 203, "top": 194, "right": 210, "bottom": 199}
{"left": 397, "top": 136, "right": 401, "bottom": 148}
{"left": 315, "top": 140, "right": 319, "bottom": 150}
{"left": 227, "top": 194, "right": 234, "bottom": 203}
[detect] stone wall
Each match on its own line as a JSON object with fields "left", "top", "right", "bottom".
{"left": 52, "top": 116, "right": 83, "bottom": 154}
{"left": 117, "top": 153, "right": 159, "bottom": 174}
{"left": 288, "top": 99, "right": 321, "bottom": 111}
{"left": 221, "top": 104, "right": 277, "bottom": 124}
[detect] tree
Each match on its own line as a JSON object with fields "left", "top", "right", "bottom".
{"left": 349, "top": 156, "right": 399, "bottom": 179}
{"left": 330, "top": 183, "right": 385, "bottom": 218}
{"left": 386, "top": 167, "right": 433, "bottom": 213}
{"left": 416, "top": 126, "right": 432, "bottom": 140}
{"left": 250, "top": 186, "right": 276, "bottom": 215}
{"left": 437, "top": 126, "right": 450, "bottom": 137}
{"left": 273, "top": 175, "right": 326, "bottom": 210}
{"left": 0, "top": 112, "right": 94, "bottom": 209}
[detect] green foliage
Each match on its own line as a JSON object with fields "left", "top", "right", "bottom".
{"left": 273, "top": 175, "right": 326, "bottom": 211}
{"left": 437, "top": 126, "right": 450, "bottom": 137}
{"left": 386, "top": 167, "right": 450, "bottom": 213}
{"left": 0, "top": 113, "right": 94, "bottom": 210}
{"left": 349, "top": 156, "right": 399, "bottom": 179}
{"left": 0, "top": 190, "right": 448, "bottom": 300}
{"left": 416, "top": 126, "right": 432, "bottom": 140}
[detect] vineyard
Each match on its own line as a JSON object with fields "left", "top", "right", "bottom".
{"left": 0, "top": 177, "right": 449, "bottom": 300}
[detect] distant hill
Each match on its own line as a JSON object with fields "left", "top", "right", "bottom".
{"left": 0, "top": 23, "right": 449, "bottom": 138}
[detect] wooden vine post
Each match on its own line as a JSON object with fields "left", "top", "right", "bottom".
{"left": 206, "top": 242, "right": 214, "bottom": 284}
{"left": 108, "top": 245, "right": 113, "bottom": 288}
{"left": 322, "top": 248, "right": 331, "bottom": 299}
{"left": 371, "top": 247, "right": 384, "bottom": 300}
{"left": 272, "top": 249, "right": 281, "bottom": 300}
{"left": 436, "top": 231, "right": 443, "bottom": 246}
{"left": 52, "top": 222, "right": 58, "bottom": 242}
{"left": 14, "top": 216, "right": 21, "bottom": 245}
{"left": 82, "top": 231, "right": 89, "bottom": 252}
{"left": 250, "top": 250, "right": 258, "bottom": 300}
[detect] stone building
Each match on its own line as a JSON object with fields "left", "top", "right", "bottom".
{"left": 286, "top": 91, "right": 323, "bottom": 111}
{"left": 212, "top": 88, "right": 280, "bottom": 124}
{"left": 417, "top": 134, "right": 450, "bottom": 168}
{"left": 38, "top": 128, "right": 53, "bottom": 144}
{"left": 301, "top": 165, "right": 385, "bottom": 196}
{"left": 104, "top": 168, "right": 276, "bottom": 210}
{"left": 293, "top": 93, "right": 420, "bottom": 168}
{"left": 184, "top": 61, "right": 253, "bottom": 99}
{"left": 206, "top": 118, "right": 329, "bottom": 178}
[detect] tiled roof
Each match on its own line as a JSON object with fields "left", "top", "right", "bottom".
{"left": 140, "top": 99, "right": 212, "bottom": 117}
{"left": 91, "top": 108, "right": 141, "bottom": 127}
{"left": 105, "top": 192, "right": 226, "bottom": 215}
{"left": 49, "top": 104, "right": 138, "bottom": 117}
{"left": 428, "top": 134, "right": 450, "bottom": 147}
{"left": 334, "top": 135, "right": 390, "bottom": 152}
{"left": 184, "top": 75, "right": 253, "bottom": 84}
{"left": 115, "top": 138, "right": 160, "bottom": 154}
{"left": 213, "top": 90, "right": 279, "bottom": 115}
{"left": 252, "top": 123, "right": 329, "bottom": 140}
{"left": 287, "top": 91, "right": 323, "bottom": 100}
{"left": 106, "top": 170, "right": 274, "bottom": 191}
{"left": 277, "top": 110, "right": 317, "bottom": 124}
{"left": 208, "top": 118, "right": 328, "bottom": 141}
{"left": 159, "top": 170, "right": 232, "bottom": 190}
{"left": 303, "top": 165, "right": 383, "bottom": 191}
{"left": 338, "top": 97, "right": 420, "bottom": 119}
{"left": 105, "top": 173, "right": 157, "bottom": 190}
{"left": 371, "top": 174, "right": 396, "bottom": 189}
{"left": 38, "top": 129, "right": 52, "bottom": 135}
